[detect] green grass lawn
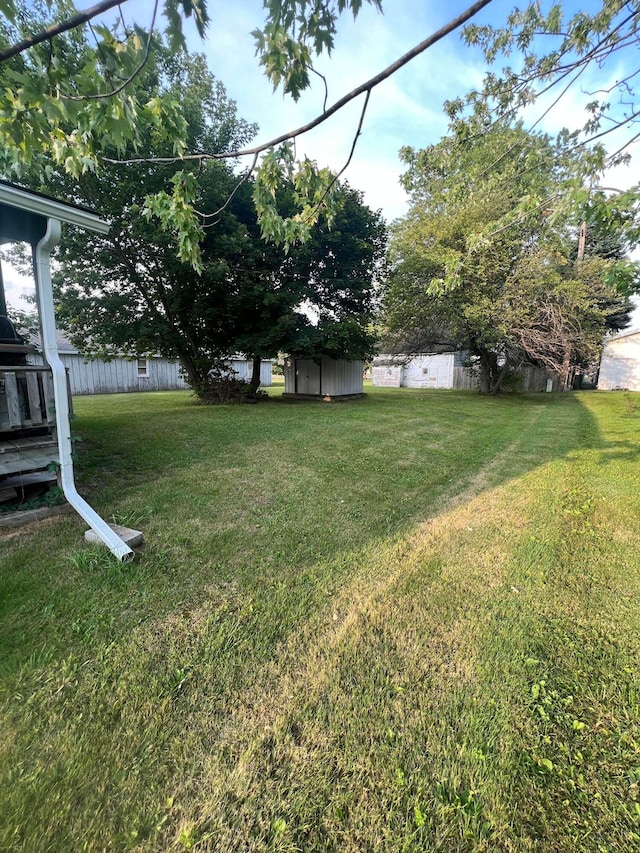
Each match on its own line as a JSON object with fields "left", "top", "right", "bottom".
{"left": 1, "top": 387, "right": 640, "bottom": 852}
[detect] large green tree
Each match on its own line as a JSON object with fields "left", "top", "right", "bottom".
{"left": 0, "top": 0, "right": 391, "bottom": 264}
{"left": 382, "top": 124, "right": 637, "bottom": 393}
{"left": 55, "top": 171, "right": 385, "bottom": 398}
{"left": 39, "top": 43, "right": 385, "bottom": 398}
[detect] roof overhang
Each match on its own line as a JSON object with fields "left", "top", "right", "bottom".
{"left": 0, "top": 180, "right": 109, "bottom": 245}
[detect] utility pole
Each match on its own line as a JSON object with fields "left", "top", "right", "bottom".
{"left": 565, "top": 219, "right": 588, "bottom": 391}
{"left": 577, "top": 220, "right": 587, "bottom": 260}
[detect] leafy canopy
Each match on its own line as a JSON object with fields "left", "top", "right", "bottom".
{"left": 28, "top": 42, "right": 386, "bottom": 398}
{"left": 383, "top": 123, "right": 637, "bottom": 393}
{"left": 1, "top": 0, "right": 639, "bottom": 269}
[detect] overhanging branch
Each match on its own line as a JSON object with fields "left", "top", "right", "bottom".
{"left": 103, "top": 0, "right": 495, "bottom": 166}
{"left": 0, "top": 0, "right": 128, "bottom": 62}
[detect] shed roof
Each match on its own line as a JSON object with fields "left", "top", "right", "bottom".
{"left": 603, "top": 328, "right": 640, "bottom": 344}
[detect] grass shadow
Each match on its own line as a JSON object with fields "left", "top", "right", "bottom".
{"left": 1, "top": 388, "right": 607, "bottom": 670}
{"left": 3, "top": 388, "right": 640, "bottom": 851}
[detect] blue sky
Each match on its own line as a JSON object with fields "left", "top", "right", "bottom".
{"left": 188, "top": 0, "right": 639, "bottom": 221}
{"left": 4, "top": 0, "right": 639, "bottom": 313}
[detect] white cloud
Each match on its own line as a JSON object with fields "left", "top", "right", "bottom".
{"left": 178, "top": 0, "right": 500, "bottom": 226}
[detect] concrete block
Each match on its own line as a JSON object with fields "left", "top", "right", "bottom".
{"left": 85, "top": 523, "right": 144, "bottom": 549}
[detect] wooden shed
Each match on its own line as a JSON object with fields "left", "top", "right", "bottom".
{"left": 0, "top": 180, "right": 133, "bottom": 560}
{"left": 283, "top": 357, "right": 364, "bottom": 400}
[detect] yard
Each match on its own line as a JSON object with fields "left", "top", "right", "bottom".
{"left": 1, "top": 386, "right": 640, "bottom": 851}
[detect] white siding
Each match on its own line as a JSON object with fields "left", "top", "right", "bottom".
{"left": 226, "top": 358, "right": 273, "bottom": 386}
{"left": 372, "top": 354, "right": 454, "bottom": 389}
{"left": 28, "top": 354, "right": 272, "bottom": 394}
{"left": 374, "top": 354, "right": 555, "bottom": 392}
{"left": 30, "top": 352, "right": 189, "bottom": 394}
{"left": 62, "top": 354, "right": 190, "bottom": 394}
{"left": 403, "top": 353, "right": 454, "bottom": 388}
{"left": 598, "top": 333, "right": 640, "bottom": 390}
{"left": 371, "top": 364, "right": 402, "bottom": 387}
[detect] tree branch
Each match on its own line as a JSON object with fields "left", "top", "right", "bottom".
{"left": 0, "top": 0, "right": 129, "bottom": 62}
{"left": 197, "top": 152, "right": 259, "bottom": 227}
{"left": 301, "top": 88, "right": 371, "bottom": 225}
{"left": 62, "top": 0, "right": 159, "bottom": 100}
{"left": 102, "top": 0, "right": 495, "bottom": 166}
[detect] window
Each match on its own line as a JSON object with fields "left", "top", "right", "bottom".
{"left": 137, "top": 357, "right": 149, "bottom": 378}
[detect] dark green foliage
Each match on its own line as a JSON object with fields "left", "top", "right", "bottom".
{"left": 41, "top": 43, "right": 385, "bottom": 399}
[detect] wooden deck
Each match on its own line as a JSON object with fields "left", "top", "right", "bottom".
{"left": 0, "top": 434, "right": 59, "bottom": 477}
{"left": 0, "top": 366, "right": 56, "bottom": 432}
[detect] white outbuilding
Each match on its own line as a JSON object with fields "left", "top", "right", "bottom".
{"left": 372, "top": 352, "right": 465, "bottom": 389}
{"left": 598, "top": 330, "right": 640, "bottom": 390}
{"left": 26, "top": 332, "right": 273, "bottom": 395}
{"left": 283, "top": 357, "right": 364, "bottom": 400}
{"left": 372, "top": 352, "right": 557, "bottom": 392}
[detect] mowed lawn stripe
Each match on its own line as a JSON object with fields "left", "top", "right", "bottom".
{"left": 1, "top": 389, "right": 639, "bottom": 851}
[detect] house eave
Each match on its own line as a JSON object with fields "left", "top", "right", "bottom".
{"left": 0, "top": 181, "right": 109, "bottom": 235}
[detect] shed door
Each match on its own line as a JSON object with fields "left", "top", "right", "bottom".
{"left": 296, "top": 360, "right": 321, "bottom": 395}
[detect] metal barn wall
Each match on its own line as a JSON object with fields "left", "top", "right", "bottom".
{"left": 598, "top": 333, "right": 640, "bottom": 391}
{"left": 320, "top": 358, "right": 363, "bottom": 396}
{"left": 284, "top": 358, "right": 363, "bottom": 396}
{"left": 283, "top": 361, "right": 296, "bottom": 394}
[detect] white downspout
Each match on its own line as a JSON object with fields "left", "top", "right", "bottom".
{"left": 34, "top": 218, "right": 134, "bottom": 561}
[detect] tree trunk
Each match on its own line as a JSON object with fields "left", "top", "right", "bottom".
{"left": 249, "top": 356, "right": 262, "bottom": 395}
{"left": 174, "top": 344, "right": 209, "bottom": 394}
{"left": 560, "top": 344, "right": 572, "bottom": 392}
{"left": 490, "top": 360, "right": 511, "bottom": 395}
{"left": 178, "top": 354, "right": 203, "bottom": 390}
{"left": 477, "top": 348, "right": 497, "bottom": 394}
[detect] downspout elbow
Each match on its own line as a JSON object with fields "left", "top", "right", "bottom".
{"left": 34, "top": 218, "right": 134, "bottom": 562}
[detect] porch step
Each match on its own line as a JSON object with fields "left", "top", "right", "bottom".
{"left": 0, "top": 436, "right": 57, "bottom": 454}
{"left": 0, "top": 436, "right": 59, "bottom": 478}
{"left": 1, "top": 470, "right": 57, "bottom": 488}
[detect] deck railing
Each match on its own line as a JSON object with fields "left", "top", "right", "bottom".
{"left": 0, "top": 365, "right": 56, "bottom": 432}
